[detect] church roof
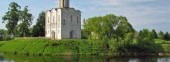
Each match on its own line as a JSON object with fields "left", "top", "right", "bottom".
{"left": 46, "top": 8, "right": 58, "bottom": 12}
{"left": 46, "top": 7, "right": 81, "bottom": 13}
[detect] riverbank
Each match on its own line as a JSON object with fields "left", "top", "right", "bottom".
{"left": 155, "top": 39, "right": 170, "bottom": 55}
{"left": 0, "top": 38, "right": 169, "bottom": 56}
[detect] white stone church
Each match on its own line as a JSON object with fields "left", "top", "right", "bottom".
{"left": 45, "top": 0, "right": 81, "bottom": 40}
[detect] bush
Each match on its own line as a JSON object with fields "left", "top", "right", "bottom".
{"left": 108, "top": 33, "right": 134, "bottom": 55}
{"left": 0, "top": 29, "right": 13, "bottom": 41}
{"left": 0, "top": 35, "right": 3, "bottom": 41}
{"left": 136, "top": 29, "right": 163, "bottom": 54}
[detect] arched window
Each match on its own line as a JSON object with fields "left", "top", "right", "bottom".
{"left": 48, "top": 30, "right": 49, "bottom": 34}
{"left": 53, "top": 16, "right": 55, "bottom": 23}
{"left": 58, "top": 15, "right": 61, "bottom": 27}
{"left": 71, "top": 15, "right": 73, "bottom": 22}
{"left": 48, "top": 17, "right": 50, "bottom": 23}
{"left": 77, "top": 16, "right": 78, "bottom": 23}
{"left": 58, "top": 29, "right": 60, "bottom": 33}
{"left": 51, "top": 31, "right": 55, "bottom": 40}
{"left": 70, "top": 30, "right": 74, "bottom": 38}
{"left": 63, "top": 19, "right": 65, "bottom": 25}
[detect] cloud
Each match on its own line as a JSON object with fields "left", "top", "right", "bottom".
{"left": 92, "top": 0, "right": 156, "bottom": 6}
{"left": 73, "top": 0, "right": 170, "bottom": 31}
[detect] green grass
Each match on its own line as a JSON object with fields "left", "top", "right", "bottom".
{"left": 155, "top": 39, "right": 170, "bottom": 53}
{"left": 0, "top": 38, "right": 101, "bottom": 56}
{"left": 155, "top": 39, "right": 170, "bottom": 44}
{"left": 0, "top": 38, "right": 169, "bottom": 56}
{"left": 0, "top": 38, "right": 48, "bottom": 55}
{"left": 162, "top": 44, "right": 170, "bottom": 53}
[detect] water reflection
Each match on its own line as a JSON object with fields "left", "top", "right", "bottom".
{"left": 0, "top": 54, "right": 170, "bottom": 62}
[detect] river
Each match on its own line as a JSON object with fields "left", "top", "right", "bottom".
{"left": 0, "top": 54, "right": 170, "bottom": 62}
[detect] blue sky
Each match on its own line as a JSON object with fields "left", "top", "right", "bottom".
{"left": 0, "top": 0, "right": 170, "bottom": 32}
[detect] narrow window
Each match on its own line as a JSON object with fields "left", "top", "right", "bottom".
{"left": 63, "top": 19, "right": 65, "bottom": 25}
{"left": 77, "top": 17, "right": 78, "bottom": 23}
{"left": 48, "top": 17, "right": 50, "bottom": 23}
{"left": 71, "top": 15, "right": 72, "bottom": 22}
{"left": 58, "top": 29, "right": 60, "bottom": 33}
{"left": 58, "top": 15, "right": 61, "bottom": 27}
{"left": 53, "top": 16, "right": 55, "bottom": 23}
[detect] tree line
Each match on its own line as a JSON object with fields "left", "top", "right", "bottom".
{"left": 0, "top": 2, "right": 45, "bottom": 40}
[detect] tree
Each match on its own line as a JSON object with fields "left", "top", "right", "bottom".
{"left": 136, "top": 29, "right": 158, "bottom": 53}
{"left": 109, "top": 32, "right": 134, "bottom": 53}
{"left": 164, "top": 32, "right": 170, "bottom": 41}
{"left": 18, "top": 6, "right": 33, "bottom": 37}
{"left": 2, "top": 2, "right": 21, "bottom": 37}
{"left": 0, "top": 29, "right": 5, "bottom": 41}
{"left": 83, "top": 14, "right": 135, "bottom": 51}
{"left": 116, "top": 16, "right": 135, "bottom": 38}
{"left": 158, "top": 31, "right": 164, "bottom": 39}
{"left": 32, "top": 12, "right": 45, "bottom": 37}
{"left": 137, "top": 29, "right": 154, "bottom": 43}
{"left": 83, "top": 14, "right": 135, "bottom": 39}
{"left": 0, "top": 29, "right": 11, "bottom": 41}
{"left": 81, "top": 29, "right": 89, "bottom": 39}
{"left": 169, "top": 33, "right": 170, "bottom": 40}
{"left": 151, "top": 29, "right": 158, "bottom": 39}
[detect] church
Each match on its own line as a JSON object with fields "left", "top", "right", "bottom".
{"left": 45, "top": 0, "right": 81, "bottom": 40}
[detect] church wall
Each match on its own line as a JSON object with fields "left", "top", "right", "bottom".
{"left": 56, "top": 9, "right": 62, "bottom": 39}
{"left": 50, "top": 9, "right": 57, "bottom": 39}
{"left": 45, "top": 11, "right": 51, "bottom": 38}
{"left": 45, "top": 0, "right": 81, "bottom": 40}
{"left": 60, "top": 8, "right": 81, "bottom": 39}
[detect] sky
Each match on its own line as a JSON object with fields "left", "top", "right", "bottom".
{"left": 0, "top": 0, "right": 170, "bottom": 32}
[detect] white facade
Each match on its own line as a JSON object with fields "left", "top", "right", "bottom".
{"left": 45, "top": 0, "right": 81, "bottom": 40}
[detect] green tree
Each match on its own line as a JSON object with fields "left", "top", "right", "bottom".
{"left": 0, "top": 29, "right": 11, "bottom": 41}
{"left": 0, "top": 29, "right": 5, "bottom": 41}
{"left": 18, "top": 6, "right": 33, "bottom": 37}
{"left": 109, "top": 33, "right": 134, "bottom": 53}
{"left": 164, "top": 32, "right": 170, "bottom": 41}
{"left": 116, "top": 16, "right": 135, "bottom": 38}
{"left": 136, "top": 29, "right": 160, "bottom": 53}
{"left": 83, "top": 14, "right": 135, "bottom": 52}
{"left": 81, "top": 29, "right": 89, "bottom": 39}
{"left": 2, "top": 2, "right": 21, "bottom": 37}
{"left": 83, "top": 14, "right": 135, "bottom": 39}
{"left": 169, "top": 33, "right": 170, "bottom": 40}
{"left": 151, "top": 29, "right": 158, "bottom": 39}
{"left": 158, "top": 31, "right": 164, "bottom": 39}
{"left": 32, "top": 12, "right": 45, "bottom": 37}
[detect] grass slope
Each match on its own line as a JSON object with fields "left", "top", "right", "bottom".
{"left": 0, "top": 38, "right": 169, "bottom": 56}
{"left": 155, "top": 39, "right": 170, "bottom": 53}
{"left": 0, "top": 38, "right": 99, "bottom": 56}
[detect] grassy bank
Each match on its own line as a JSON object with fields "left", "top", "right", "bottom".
{"left": 0, "top": 38, "right": 88, "bottom": 56}
{"left": 0, "top": 38, "right": 106, "bottom": 56}
{"left": 155, "top": 39, "right": 170, "bottom": 53}
{"left": 0, "top": 38, "right": 169, "bottom": 56}
{"left": 0, "top": 38, "right": 132, "bottom": 56}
